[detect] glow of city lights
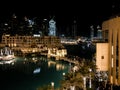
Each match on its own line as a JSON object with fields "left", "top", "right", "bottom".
{"left": 4, "top": 23, "right": 8, "bottom": 26}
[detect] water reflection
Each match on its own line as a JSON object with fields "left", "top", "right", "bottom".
{"left": 48, "top": 60, "right": 56, "bottom": 67}
{"left": 33, "top": 67, "right": 41, "bottom": 74}
{"left": 0, "top": 56, "right": 69, "bottom": 90}
{"left": 48, "top": 60, "right": 66, "bottom": 71}
{"left": 56, "top": 64, "right": 65, "bottom": 71}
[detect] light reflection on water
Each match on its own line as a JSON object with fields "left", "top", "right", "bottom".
{"left": 0, "top": 56, "right": 70, "bottom": 90}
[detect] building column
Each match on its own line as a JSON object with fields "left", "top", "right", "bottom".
{"left": 118, "top": 29, "right": 120, "bottom": 85}
{"left": 109, "top": 29, "right": 112, "bottom": 84}
{"left": 113, "top": 29, "right": 117, "bottom": 85}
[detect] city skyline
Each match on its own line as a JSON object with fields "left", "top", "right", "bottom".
{"left": 0, "top": 0, "right": 119, "bottom": 36}
{"left": 1, "top": 1, "right": 120, "bottom": 89}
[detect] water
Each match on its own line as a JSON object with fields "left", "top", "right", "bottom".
{"left": 0, "top": 56, "right": 70, "bottom": 90}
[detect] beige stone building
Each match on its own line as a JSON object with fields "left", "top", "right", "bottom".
{"left": 102, "top": 16, "right": 120, "bottom": 85}
{"left": 96, "top": 43, "right": 109, "bottom": 72}
{"left": 0, "top": 34, "right": 61, "bottom": 48}
{"left": 0, "top": 34, "right": 65, "bottom": 55}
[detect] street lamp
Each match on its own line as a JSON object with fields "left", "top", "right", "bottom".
{"left": 63, "top": 72, "right": 65, "bottom": 80}
{"left": 89, "top": 68, "right": 92, "bottom": 88}
{"left": 63, "top": 72, "right": 65, "bottom": 76}
{"left": 51, "top": 82, "right": 54, "bottom": 90}
{"left": 83, "top": 77, "right": 86, "bottom": 90}
{"left": 70, "top": 84, "right": 75, "bottom": 90}
{"left": 97, "top": 71, "right": 101, "bottom": 82}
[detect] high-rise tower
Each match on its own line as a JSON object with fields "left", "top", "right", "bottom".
{"left": 97, "top": 25, "right": 102, "bottom": 39}
{"left": 41, "top": 19, "right": 49, "bottom": 36}
{"left": 72, "top": 19, "right": 77, "bottom": 37}
{"left": 49, "top": 18, "right": 56, "bottom": 36}
{"left": 90, "top": 25, "right": 94, "bottom": 40}
{"left": 10, "top": 13, "right": 18, "bottom": 35}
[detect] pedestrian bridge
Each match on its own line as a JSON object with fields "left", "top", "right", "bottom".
{"left": 58, "top": 57, "right": 79, "bottom": 65}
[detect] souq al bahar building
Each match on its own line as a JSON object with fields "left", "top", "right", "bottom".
{"left": 0, "top": 34, "right": 67, "bottom": 59}
{"left": 102, "top": 16, "right": 120, "bottom": 85}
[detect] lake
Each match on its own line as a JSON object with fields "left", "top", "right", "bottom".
{"left": 0, "top": 56, "right": 70, "bottom": 90}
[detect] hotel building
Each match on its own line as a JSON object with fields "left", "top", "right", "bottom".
{"left": 102, "top": 16, "right": 120, "bottom": 85}
{"left": 0, "top": 34, "right": 67, "bottom": 58}
{"left": 0, "top": 34, "right": 60, "bottom": 48}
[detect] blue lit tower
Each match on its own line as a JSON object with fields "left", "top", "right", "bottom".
{"left": 97, "top": 25, "right": 102, "bottom": 39}
{"left": 49, "top": 18, "right": 56, "bottom": 36}
{"left": 90, "top": 25, "right": 94, "bottom": 40}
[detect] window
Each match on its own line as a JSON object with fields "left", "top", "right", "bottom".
{"left": 101, "top": 56, "right": 104, "bottom": 59}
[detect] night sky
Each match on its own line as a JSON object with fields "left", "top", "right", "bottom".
{"left": 0, "top": 0, "right": 119, "bottom": 37}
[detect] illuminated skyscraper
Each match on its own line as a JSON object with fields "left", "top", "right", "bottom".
{"left": 97, "top": 25, "right": 102, "bottom": 39}
{"left": 90, "top": 25, "right": 94, "bottom": 40}
{"left": 49, "top": 18, "right": 56, "bottom": 36}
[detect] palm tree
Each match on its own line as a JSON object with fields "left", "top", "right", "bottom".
{"left": 60, "top": 72, "right": 84, "bottom": 90}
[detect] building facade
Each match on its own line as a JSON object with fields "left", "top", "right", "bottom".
{"left": 102, "top": 16, "right": 120, "bottom": 85}
{"left": 96, "top": 43, "right": 109, "bottom": 71}
{"left": 0, "top": 34, "right": 60, "bottom": 47}
{"left": 0, "top": 34, "right": 61, "bottom": 54}
{"left": 0, "top": 34, "right": 67, "bottom": 57}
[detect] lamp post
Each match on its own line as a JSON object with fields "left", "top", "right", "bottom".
{"left": 83, "top": 77, "right": 86, "bottom": 90}
{"left": 51, "top": 82, "right": 54, "bottom": 90}
{"left": 70, "top": 84, "right": 75, "bottom": 90}
{"left": 89, "top": 68, "right": 92, "bottom": 88}
{"left": 63, "top": 72, "right": 65, "bottom": 76}
{"left": 98, "top": 71, "right": 101, "bottom": 82}
{"left": 63, "top": 72, "right": 65, "bottom": 80}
